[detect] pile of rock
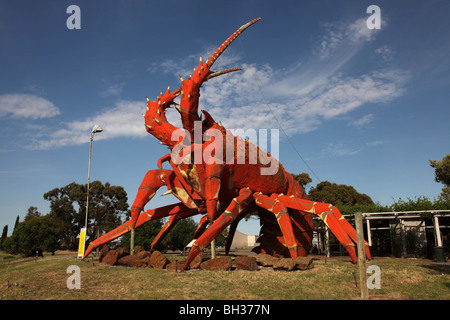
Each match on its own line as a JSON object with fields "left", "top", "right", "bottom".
{"left": 98, "top": 246, "right": 208, "bottom": 270}
{"left": 97, "top": 247, "right": 313, "bottom": 272}
{"left": 255, "top": 253, "right": 314, "bottom": 271}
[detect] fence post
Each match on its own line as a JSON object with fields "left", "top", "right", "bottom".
{"left": 130, "top": 228, "right": 135, "bottom": 255}
{"left": 325, "top": 226, "right": 330, "bottom": 258}
{"left": 355, "top": 212, "right": 369, "bottom": 299}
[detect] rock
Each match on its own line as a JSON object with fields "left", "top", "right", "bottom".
{"left": 200, "top": 257, "right": 232, "bottom": 271}
{"left": 235, "top": 256, "right": 258, "bottom": 271}
{"left": 135, "top": 250, "right": 151, "bottom": 259}
{"left": 99, "top": 246, "right": 109, "bottom": 263}
{"left": 256, "top": 253, "right": 279, "bottom": 267}
{"left": 149, "top": 250, "right": 170, "bottom": 269}
{"left": 133, "top": 245, "right": 144, "bottom": 254}
{"left": 190, "top": 252, "right": 207, "bottom": 269}
{"left": 166, "top": 260, "right": 186, "bottom": 272}
{"left": 295, "top": 256, "right": 314, "bottom": 270}
{"left": 117, "top": 247, "right": 130, "bottom": 258}
{"left": 118, "top": 254, "right": 150, "bottom": 268}
{"left": 102, "top": 249, "right": 119, "bottom": 266}
{"left": 273, "top": 258, "right": 296, "bottom": 271}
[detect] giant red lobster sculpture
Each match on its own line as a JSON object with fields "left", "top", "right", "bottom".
{"left": 83, "top": 18, "right": 371, "bottom": 268}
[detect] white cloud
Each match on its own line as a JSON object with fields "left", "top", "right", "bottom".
{"left": 148, "top": 59, "right": 180, "bottom": 75}
{"left": 348, "top": 114, "right": 375, "bottom": 128}
{"left": 198, "top": 66, "right": 407, "bottom": 136}
{"left": 314, "top": 18, "right": 378, "bottom": 61}
{"left": 193, "top": 16, "right": 406, "bottom": 136}
{"left": 366, "top": 140, "right": 387, "bottom": 147}
{"left": 0, "top": 94, "right": 60, "bottom": 119}
{"left": 100, "top": 83, "right": 125, "bottom": 97}
{"left": 376, "top": 45, "right": 395, "bottom": 62}
{"left": 323, "top": 142, "right": 360, "bottom": 157}
{"left": 23, "top": 16, "right": 409, "bottom": 150}
{"left": 321, "top": 139, "right": 388, "bottom": 158}
{"left": 201, "top": 63, "right": 274, "bottom": 107}
{"left": 26, "top": 100, "right": 148, "bottom": 150}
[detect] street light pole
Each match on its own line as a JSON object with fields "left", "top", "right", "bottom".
{"left": 80, "top": 125, "right": 102, "bottom": 258}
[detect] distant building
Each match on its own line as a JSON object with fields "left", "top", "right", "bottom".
{"left": 229, "top": 230, "right": 258, "bottom": 249}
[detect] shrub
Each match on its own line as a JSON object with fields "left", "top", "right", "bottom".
{"left": 2, "top": 215, "right": 60, "bottom": 256}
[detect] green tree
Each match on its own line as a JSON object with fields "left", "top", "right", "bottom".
{"left": 166, "top": 217, "right": 197, "bottom": 251}
{"left": 430, "top": 154, "right": 450, "bottom": 200}
{"left": 308, "top": 181, "right": 374, "bottom": 208}
{"left": 44, "top": 183, "right": 80, "bottom": 250}
{"left": 44, "top": 181, "right": 129, "bottom": 250}
{"left": 430, "top": 154, "right": 450, "bottom": 185}
{"left": 13, "top": 215, "right": 20, "bottom": 232}
{"left": 120, "top": 219, "right": 164, "bottom": 251}
{"left": 2, "top": 215, "right": 60, "bottom": 256}
{"left": 291, "top": 172, "right": 313, "bottom": 189}
{"left": 25, "top": 206, "right": 41, "bottom": 221}
{"left": 88, "top": 181, "right": 128, "bottom": 242}
{"left": 0, "top": 225, "right": 8, "bottom": 249}
{"left": 389, "top": 196, "right": 450, "bottom": 214}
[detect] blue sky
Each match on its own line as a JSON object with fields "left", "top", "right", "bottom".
{"left": 1, "top": 0, "right": 449, "bottom": 237}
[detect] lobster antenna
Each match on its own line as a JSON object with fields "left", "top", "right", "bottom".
{"left": 206, "top": 17, "right": 261, "bottom": 69}
{"left": 236, "top": 37, "right": 322, "bottom": 183}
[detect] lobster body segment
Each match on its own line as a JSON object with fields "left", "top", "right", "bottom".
{"left": 83, "top": 18, "right": 371, "bottom": 268}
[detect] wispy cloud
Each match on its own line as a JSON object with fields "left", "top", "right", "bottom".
{"left": 348, "top": 114, "right": 375, "bottom": 128}
{"left": 376, "top": 45, "right": 395, "bottom": 63}
{"left": 26, "top": 100, "right": 148, "bottom": 150}
{"left": 0, "top": 94, "right": 60, "bottom": 119}
{"left": 314, "top": 18, "right": 377, "bottom": 61}
{"left": 194, "top": 16, "right": 407, "bottom": 135}
{"left": 322, "top": 139, "right": 388, "bottom": 158}
{"left": 100, "top": 83, "right": 125, "bottom": 98}
{"left": 148, "top": 46, "right": 242, "bottom": 79}
{"left": 323, "top": 142, "right": 360, "bottom": 157}
{"left": 22, "top": 15, "right": 409, "bottom": 150}
{"left": 366, "top": 140, "right": 387, "bottom": 147}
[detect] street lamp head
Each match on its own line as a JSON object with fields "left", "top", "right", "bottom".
{"left": 92, "top": 125, "right": 103, "bottom": 134}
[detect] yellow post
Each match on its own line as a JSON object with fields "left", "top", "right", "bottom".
{"left": 77, "top": 228, "right": 86, "bottom": 258}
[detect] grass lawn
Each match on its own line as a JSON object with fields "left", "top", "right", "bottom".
{"left": 1, "top": 250, "right": 449, "bottom": 300}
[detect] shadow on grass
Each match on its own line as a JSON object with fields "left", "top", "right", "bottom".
{"left": 421, "top": 263, "right": 450, "bottom": 275}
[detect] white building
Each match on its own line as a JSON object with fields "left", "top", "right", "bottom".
{"left": 229, "top": 230, "right": 258, "bottom": 249}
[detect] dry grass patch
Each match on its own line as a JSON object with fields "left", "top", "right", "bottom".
{"left": 1, "top": 252, "right": 449, "bottom": 300}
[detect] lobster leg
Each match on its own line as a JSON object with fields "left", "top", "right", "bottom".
{"left": 193, "top": 215, "right": 209, "bottom": 239}
{"left": 83, "top": 202, "right": 195, "bottom": 258}
{"left": 329, "top": 206, "right": 372, "bottom": 260}
{"left": 205, "top": 163, "right": 225, "bottom": 222}
{"left": 314, "top": 205, "right": 357, "bottom": 263}
{"left": 183, "top": 188, "right": 254, "bottom": 269}
{"left": 129, "top": 169, "right": 170, "bottom": 228}
{"left": 224, "top": 211, "right": 248, "bottom": 255}
{"left": 275, "top": 196, "right": 370, "bottom": 262}
{"left": 254, "top": 193, "right": 300, "bottom": 259}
